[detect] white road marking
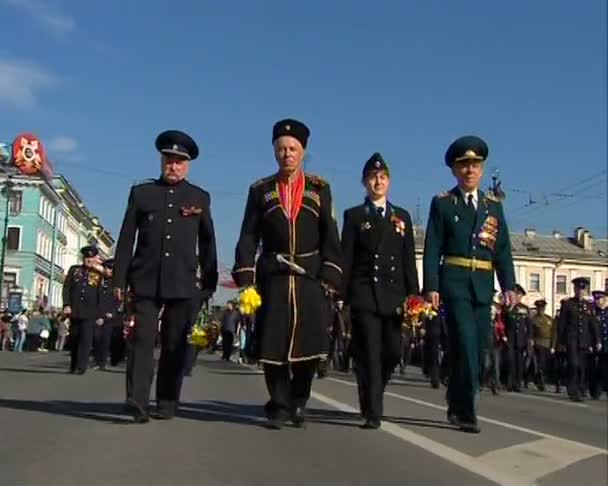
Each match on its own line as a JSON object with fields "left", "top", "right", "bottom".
{"left": 310, "top": 390, "right": 531, "bottom": 486}
{"left": 476, "top": 438, "right": 603, "bottom": 485}
{"left": 389, "top": 377, "right": 589, "bottom": 408}
{"left": 328, "top": 377, "right": 607, "bottom": 456}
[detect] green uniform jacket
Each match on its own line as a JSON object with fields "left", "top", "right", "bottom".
{"left": 423, "top": 187, "right": 515, "bottom": 304}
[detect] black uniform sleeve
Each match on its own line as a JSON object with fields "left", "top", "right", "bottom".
{"left": 113, "top": 187, "right": 138, "bottom": 291}
{"left": 199, "top": 191, "right": 218, "bottom": 296}
{"left": 557, "top": 301, "right": 568, "bottom": 346}
{"left": 402, "top": 210, "right": 419, "bottom": 296}
{"left": 494, "top": 203, "right": 516, "bottom": 292}
{"left": 422, "top": 196, "right": 443, "bottom": 294}
{"left": 318, "top": 183, "right": 342, "bottom": 290}
{"left": 340, "top": 209, "right": 356, "bottom": 301}
{"left": 589, "top": 312, "right": 600, "bottom": 347}
{"left": 62, "top": 266, "right": 75, "bottom": 309}
{"left": 233, "top": 186, "right": 261, "bottom": 287}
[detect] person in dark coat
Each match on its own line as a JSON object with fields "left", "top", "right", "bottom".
{"left": 62, "top": 246, "right": 107, "bottom": 374}
{"left": 232, "top": 118, "right": 342, "bottom": 429}
{"left": 94, "top": 258, "right": 122, "bottom": 370}
{"left": 341, "top": 152, "right": 419, "bottom": 429}
{"left": 113, "top": 130, "right": 218, "bottom": 423}
{"left": 503, "top": 284, "right": 532, "bottom": 392}
{"left": 589, "top": 290, "right": 607, "bottom": 399}
{"left": 558, "top": 277, "right": 600, "bottom": 402}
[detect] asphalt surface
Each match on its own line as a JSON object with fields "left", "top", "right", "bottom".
{"left": 0, "top": 351, "right": 606, "bottom": 486}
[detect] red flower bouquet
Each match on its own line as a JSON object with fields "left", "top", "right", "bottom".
{"left": 403, "top": 295, "right": 437, "bottom": 329}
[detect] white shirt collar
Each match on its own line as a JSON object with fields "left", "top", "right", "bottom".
{"left": 370, "top": 198, "right": 387, "bottom": 214}
{"left": 459, "top": 188, "right": 478, "bottom": 206}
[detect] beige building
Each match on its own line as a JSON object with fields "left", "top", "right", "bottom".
{"left": 413, "top": 226, "right": 608, "bottom": 316}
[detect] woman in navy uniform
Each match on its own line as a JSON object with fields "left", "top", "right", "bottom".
{"left": 341, "top": 153, "right": 419, "bottom": 429}
{"left": 62, "top": 246, "right": 108, "bottom": 374}
{"left": 232, "top": 119, "right": 342, "bottom": 429}
{"left": 113, "top": 130, "right": 218, "bottom": 423}
{"left": 423, "top": 136, "right": 516, "bottom": 433}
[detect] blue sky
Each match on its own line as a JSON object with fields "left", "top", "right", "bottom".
{"left": 1, "top": 0, "right": 606, "bottom": 282}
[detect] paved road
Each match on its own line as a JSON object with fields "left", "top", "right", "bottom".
{"left": 0, "top": 351, "right": 606, "bottom": 486}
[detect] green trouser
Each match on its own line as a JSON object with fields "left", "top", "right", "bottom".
{"left": 444, "top": 296, "right": 491, "bottom": 422}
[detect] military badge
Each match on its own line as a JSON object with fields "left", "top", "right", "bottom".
{"left": 303, "top": 190, "right": 320, "bottom": 206}
{"left": 390, "top": 215, "right": 405, "bottom": 235}
{"left": 361, "top": 221, "right": 372, "bottom": 231}
{"left": 478, "top": 215, "right": 498, "bottom": 250}
{"left": 180, "top": 206, "right": 203, "bottom": 216}
{"left": 264, "top": 190, "right": 279, "bottom": 202}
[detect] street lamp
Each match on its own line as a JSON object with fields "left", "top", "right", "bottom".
{"left": 0, "top": 177, "right": 15, "bottom": 305}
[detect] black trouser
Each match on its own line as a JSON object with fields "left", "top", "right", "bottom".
{"left": 506, "top": 344, "right": 525, "bottom": 390}
{"left": 352, "top": 311, "right": 402, "bottom": 420}
{"left": 589, "top": 353, "right": 608, "bottom": 398}
{"left": 94, "top": 321, "right": 116, "bottom": 367}
{"left": 263, "top": 360, "right": 318, "bottom": 417}
{"left": 552, "top": 351, "right": 567, "bottom": 391}
{"left": 221, "top": 331, "right": 234, "bottom": 360}
{"left": 126, "top": 297, "right": 192, "bottom": 415}
{"left": 70, "top": 318, "right": 95, "bottom": 373}
{"left": 183, "top": 343, "right": 199, "bottom": 376}
{"left": 110, "top": 324, "right": 126, "bottom": 366}
{"left": 534, "top": 345, "right": 550, "bottom": 387}
{"left": 567, "top": 345, "right": 588, "bottom": 398}
{"left": 425, "top": 334, "right": 441, "bottom": 385}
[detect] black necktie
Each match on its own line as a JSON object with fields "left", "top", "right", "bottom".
{"left": 377, "top": 206, "right": 385, "bottom": 218}
{"left": 467, "top": 194, "right": 475, "bottom": 211}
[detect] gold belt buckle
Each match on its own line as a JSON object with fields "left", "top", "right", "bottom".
{"left": 471, "top": 257, "right": 477, "bottom": 272}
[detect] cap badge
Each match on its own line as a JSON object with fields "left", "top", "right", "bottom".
{"left": 285, "top": 125, "right": 291, "bottom": 131}
{"left": 464, "top": 149, "right": 477, "bottom": 158}
{"left": 172, "top": 144, "right": 178, "bottom": 151}
{"left": 374, "top": 160, "right": 381, "bottom": 168}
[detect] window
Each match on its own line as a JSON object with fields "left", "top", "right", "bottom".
{"left": 9, "top": 191, "right": 22, "bottom": 215}
{"left": 556, "top": 275, "right": 567, "bottom": 294}
{"left": 529, "top": 273, "right": 541, "bottom": 292}
{"left": 7, "top": 227, "right": 20, "bottom": 250}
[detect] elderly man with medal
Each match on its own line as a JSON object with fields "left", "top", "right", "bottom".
{"left": 232, "top": 118, "right": 342, "bottom": 429}
{"left": 113, "top": 130, "right": 218, "bottom": 423}
{"left": 423, "top": 136, "right": 516, "bottom": 433}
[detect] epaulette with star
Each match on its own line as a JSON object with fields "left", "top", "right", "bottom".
{"left": 251, "top": 175, "right": 275, "bottom": 188}
{"left": 484, "top": 192, "right": 500, "bottom": 203}
{"left": 436, "top": 191, "right": 451, "bottom": 199}
{"left": 306, "top": 173, "right": 327, "bottom": 188}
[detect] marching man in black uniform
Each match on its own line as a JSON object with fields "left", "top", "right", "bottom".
{"left": 589, "top": 290, "right": 608, "bottom": 399}
{"left": 94, "top": 258, "right": 121, "bottom": 370}
{"left": 62, "top": 246, "right": 107, "bottom": 374}
{"left": 504, "top": 284, "right": 532, "bottom": 392}
{"left": 558, "top": 277, "right": 600, "bottom": 402}
{"left": 113, "top": 130, "right": 218, "bottom": 423}
{"left": 233, "top": 118, "right": 342, "bottom": 429}
{"left": 341, "top": 153, "right": 419, "bottom": 429}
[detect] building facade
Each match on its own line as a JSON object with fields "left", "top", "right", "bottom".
{"left": 0, "top": 173, "right": 114, "bottom": 309}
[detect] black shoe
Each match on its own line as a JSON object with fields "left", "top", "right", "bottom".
{"left": 570, "top": 394, "right": 585, "bottom": 403}
{"left": 75, "top": 369, "right": 86, "bottom": 375}
{"left": 133, "top": 412, "right": 150, "bottom": 424}
{"left": 266, "top": 416, "right": 285, "bottom": 430}
{"left": 150, "top": 409, "right": 174, "bottom": 420}
{"left": 290, "top": 406, "right": 306, "bottom": 428}
{"left": 460, "top": 421, "right": 481, "bottom": 433}
{"left": 447, "top": 414, "right": 460, "bottom": 426}
{"left": 361, "top": 418, "right": 381, "bottom": 430}
{"left": 430, "top": 380, "right": 440, "bottom": 389}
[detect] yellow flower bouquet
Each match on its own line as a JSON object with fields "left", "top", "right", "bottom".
{"left": 239, "top": 286, "right": 262, "bottom": 315}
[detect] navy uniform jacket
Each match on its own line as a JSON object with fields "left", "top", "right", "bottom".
{"left": 62, "top": 265, "right": 103, "bottom": 320}
{"left": 341, "top": 200, "right": 419, "bottom": 317}
{"left": 99, "top": 275, "right": 122, "bottom": 324}
{"left": 423, "top": 187, "right": 515, "bottom": 304}
{"left": 595, "top": 306, "right": 608, "bottom": 353}
{"left": 113, "top": 178, "right": 218, "bottom": 300}
{"left": 504, "top": 303, "right": 532, "bottom": 349}
{"left": 232, "top": 173, "right": 342, "bottom": 364}
{"left": 558, "top": 298, "right": 599, "bottom": 350}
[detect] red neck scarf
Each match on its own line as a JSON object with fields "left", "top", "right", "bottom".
{"left": 278, "top": 171, "right": 305, "bottom": 221}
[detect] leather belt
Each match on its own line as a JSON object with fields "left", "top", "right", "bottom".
{"left": 444, "top": 256, "right": 493, "bottom": 272}
{"left": 271, "top": 250, "right": 319, "bottom": 259}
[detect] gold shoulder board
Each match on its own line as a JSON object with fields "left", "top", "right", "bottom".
{"left": 306, "top": 173, "right": 327, "bottom": 188}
